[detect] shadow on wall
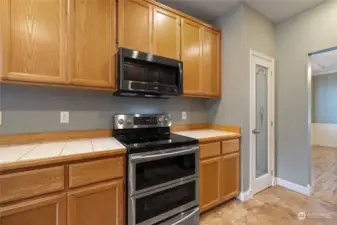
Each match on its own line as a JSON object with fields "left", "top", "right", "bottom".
{"left": 0, "top": 84, "right": 207, "bottom": 134}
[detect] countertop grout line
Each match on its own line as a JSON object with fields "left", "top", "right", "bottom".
{"left": 16, "top": 144, "right": 39, "bottom": 161}
{"left": 90, "top": 139, "right": 95, "bottom": 152}
{"left": 58, "top": 140, "right": 69, "bottom": 156}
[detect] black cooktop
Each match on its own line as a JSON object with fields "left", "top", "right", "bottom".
{"left": 114, "top": 127, "right": 198, "bottom": 154}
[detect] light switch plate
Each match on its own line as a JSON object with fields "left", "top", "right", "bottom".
{"left": 182, "top": 111, "right": 187, "bottom": 120}
{"left": 60, "top": 111, "right": 69, "bottom": 124}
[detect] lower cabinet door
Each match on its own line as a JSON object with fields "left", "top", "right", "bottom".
{"left": 199, "top": 157, "right": 221, "bottom": 212}
{"left": 0, "top": 194, "right": 66, "bottom": 225}
{"left": 221, "top": 152, "right": 240, "bottom": 200}
{"left": 68, "top": 180, "right": 124, "bottom": 225}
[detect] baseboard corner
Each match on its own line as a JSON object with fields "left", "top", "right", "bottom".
{"left": 237, "top": 189, "right": 253, "bottom": 202}
{"left": 276, "top": 177, "right": 311, "bottom": 196}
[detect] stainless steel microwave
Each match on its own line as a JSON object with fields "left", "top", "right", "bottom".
{"left": 115, "top": 48, "right": 183, "bottom": 98}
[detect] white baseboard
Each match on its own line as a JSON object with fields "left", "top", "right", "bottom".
{"left": 276, "top": 178, "right": 311, "bottom": 196}
{"left": 312, "top": 123, "right": 337, "bottom": 148}
{"left": 237, "top": 189, "right": 253, "bottom": 202}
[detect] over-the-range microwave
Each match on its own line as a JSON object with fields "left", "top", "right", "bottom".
{"left": 115, "top": 48, "right": 183, "bottom": 98}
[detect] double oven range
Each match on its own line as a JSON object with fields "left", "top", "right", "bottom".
{"left": 113, "top": 114, "right": 199, "bottom": 225}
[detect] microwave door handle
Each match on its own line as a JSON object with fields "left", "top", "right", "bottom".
{"left": 130, "top": 147, "right": 197, "bottom": 163}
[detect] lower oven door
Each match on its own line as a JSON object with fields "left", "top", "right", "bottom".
{"left": 159, "top": 207, "right": 199, "bottom": 225}
{"left": 128, "top": 177, "right": 198, "bottom": 225}
{"left": 128, "top": 145, "right": 199, "bottom": 196}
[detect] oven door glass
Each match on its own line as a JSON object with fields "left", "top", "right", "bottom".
{"left": 135, "top": 153, "right": 196, "bottom": 191}
{"left": 135, "top": 180, "right": 196, "bottom": 224}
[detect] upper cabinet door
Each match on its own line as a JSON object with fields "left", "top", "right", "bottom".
{"left": 118, "top": 0, "right": 153, "bottom": 53}
{"left": 1, "top": 0, "right": 67, "bottom": 84}
{"left": 70, "top": 0, "right": 116, "bottom": 88}
{"left": 181, "top": 18, "right": 202, "bottom": 96}
{"left": 202, "top": 27, "right": 221, "bottom": 97}
{"left": 153, "top": 7, "right": 180, "bottom": 60}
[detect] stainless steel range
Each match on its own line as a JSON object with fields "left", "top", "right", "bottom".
{"left": 113, "top": 114, "right": 199, "bottom": 225}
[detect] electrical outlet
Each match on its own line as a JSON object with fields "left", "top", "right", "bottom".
{"left": 60, "top": 111, "right": 69, "bottom": 124}
{"left": 182, "top": 111, "right": 187, "bottom": 120}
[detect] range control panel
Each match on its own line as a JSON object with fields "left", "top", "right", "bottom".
{"left": 113, "top": 114, "right": 172, "bottom": 129}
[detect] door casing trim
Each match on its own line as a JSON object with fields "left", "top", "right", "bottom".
{"left": 249, "top": 49, "right": 275, "bottom": 196}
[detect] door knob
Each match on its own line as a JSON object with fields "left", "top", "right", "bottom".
{"left": 252, "top": 129, "right": 260, "bottom": 134}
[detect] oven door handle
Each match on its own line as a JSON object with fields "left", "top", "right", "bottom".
{"left": 160, "top": 207, "right": 199, "bottom": 225}
{"left": 130, "top": 147, "right": 198, "bottom": 163}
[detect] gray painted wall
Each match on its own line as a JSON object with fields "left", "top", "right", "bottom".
{"left": 0, "top": 84, "right": 207, "bottom": 134}
{"left": 276, "top": 0, "right": 337, "bottom": 186}
{"left": 207, "top": 3, "right": 276, "bottom": 192}
{"left": 312, "top": 73, "right": 337, "bottom": 124}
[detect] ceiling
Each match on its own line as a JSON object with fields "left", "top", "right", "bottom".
{"left": 157, "top": 0, "right": 324, "bottom": 23}
{"left": 311, "top": 49, "right": 337, "bottom": 76}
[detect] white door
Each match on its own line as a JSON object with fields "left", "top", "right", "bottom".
{"left": 250, "top": 51, "right": 275, "bottom": 195}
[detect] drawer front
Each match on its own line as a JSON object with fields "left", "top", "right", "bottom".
{"left": 199, "top": 142, "right": 221, "bottom": 159}
{"left": 222, "top": 139, "right": 240, "bottom": 155}
{"left": 0, "top": 167, "right": 65, "bottom": 203}
{"left": 69, "top": 157, "right": 124, "bottom": 188}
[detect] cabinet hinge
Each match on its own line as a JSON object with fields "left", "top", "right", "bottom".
{"left": 270, "top": 121, "right": 274, "bottom": 126}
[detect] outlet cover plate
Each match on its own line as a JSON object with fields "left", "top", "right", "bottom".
{"left": 182, "top": 111, "right": 187, "bottom": 120}
{"left": 60, "top": 111, "right": 69, "bottom": 124}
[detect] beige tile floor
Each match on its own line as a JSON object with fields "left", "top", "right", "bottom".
{"left": 200, "top": 146, "right": 337, "bottom": 225}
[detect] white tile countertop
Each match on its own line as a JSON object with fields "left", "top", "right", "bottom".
{"left": 174, "top": 129, "right": 240, "bottom": 142}
{"left": 0, "top": 137, "right": 126, "bottom": 165}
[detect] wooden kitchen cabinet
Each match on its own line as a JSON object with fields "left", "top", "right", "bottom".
{"left": 70, "top": 0, "right": 117, "bottom": 88}
{"left": 181, "top": 20, "right": 221, "bottom": 97}
{"left": 0, "top": 155, "right": 125, "bottom": 225}
{"left": 181, "top": 18, "right": 203, "bottom": 96}
{"left": 0, "top": 194, "right": 66, "bottom": 225}
{"left": 68, "top": 180, "right": 124, "bottom": 225}
{"left": 153, "top": 7, "right": 181, "bottom": 60}
{"left": 199, "top": 156, "right": 221, "bottom": 212}
{"left": 0, "top": 0, "right": 68, "bottom": 84}
{"left": 199, "top": 139, "right": 240, "bottom": 213}
{"left": 202, "top": 27, "right": 221, "bottom": 97}
{"left": 118, "top": 0, "right": 153, "bottom": 53}
{"left": 221, "top": 152, "right": 240, "bottom": 201}
{"left": 119, "top": 0, "right": 181, "bottom": 60}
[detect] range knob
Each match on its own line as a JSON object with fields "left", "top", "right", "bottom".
{"left": 118, "top": 119, "right": 125, "bottom": 125}
{"left": 158, "top": 117, "right": 163, "bottom": 123}
{"left": 164, "top": 117, "right": 170, "bottom": 123}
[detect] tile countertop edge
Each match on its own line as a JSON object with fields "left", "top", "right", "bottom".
{"left": 0, "top": 126, "right": 241, "bottom": 172}
{"left": 197, "top": 134, "right": 241, "bottom": 143}
{"left": 0, "top": 148, "right": 126, "bottom": 172}
{"left": 173, "top": 129, "right": 241, "bottom": 143}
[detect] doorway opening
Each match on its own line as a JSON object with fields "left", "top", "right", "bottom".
{"left": 249, "top": 50, "right": 275, "bottom": 196}
{"left": 309, "top": 46, "right": 337, "bottom": 205}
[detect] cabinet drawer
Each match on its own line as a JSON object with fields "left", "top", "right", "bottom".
{"left": 69, "top": 157, "right": 124, "bottom": 188}
{"left": 199, "top": 142, "right": 221, "bottom": 159}
{"left": 222, "top": 139, "right": 240, "bottom": 155}
{"left": 0, "top": 167, "right": 65, "bottom": 203}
